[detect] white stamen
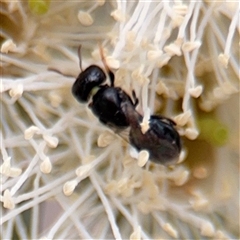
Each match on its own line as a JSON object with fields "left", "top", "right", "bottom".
{"left": 111, "top": 9, "right": 126, "bottom": 22}
{"left": 200, "top": 221, "right": 215, "bottom": 237}
{"left": 182, "top": 41, "right": 201, "bottom": 52}
{"left": 174, "top": 111, "right": 192, "bottom": 126}
{"left": 75, "top": 164, "right": 92, "bottom": 178}
{"left": 137, "top": 150, "right": 149, "bottom": 167}
{"left": 130, "top": 226, "right": 141, "bottom": 240}
{"left": 163, "top": 223, "right": 178, "bottom": 238}
{"left": 218, "top": 53, "right": 229, "bottom": 68}
{"left": 193, "top": 167, "right": 208, "bottom": 179}
{"left": 8, "top": 167, "right": 22, "bottom": 178}
{"left": 190, "top": 197, "right": 209, "bottom": 211}
{"left": 185, "top": 128, "right": 199, "bottom": 140}
{"left": 97, "top": 131, "right": 115, "bottom": 147}
{"left": 177, "top": 149, "right": 187, "bottom": 164}
{"left": 147, "top": 49, "right": 163, "bottom": 61}
{"left": 0, "top": 157, "right": 11, "bottom": 175}
{"left": 140, "top": 108, "right": 150, "bottom": 134}
{"left": 96, "top": 0, "right": 105, "bottom": 6}
{"left": 3, "top": 189, "right": 15, "bottom": 209}
{"left": 42, "top": 134, "right": 59, "bottom": 148}
{"left": 105, "top": 56, "right": 120, "bottom": 69}
{"left": 48, "top": 91, "right": 62, "bottom": 108}
{"left": 164, "top": 43, "right": 182, "bottom": 56}
{"left": 24, "top": 126, "right": 41, "bottom": 140}
{"left": 188, "top": 85, "right": 203, "bottom": 98}
{"left": 173, "top": 4, "right": 188, "bottom": 15}
{"left": 63, "top": 180, "right": 78, "bottom": 196}
{"left": 1, "top": 39, "right": 17, "bottom": 53}
{"left": 173, "top": 169, "right": 190, "bottom": 186}
{"left": 78, "top": 11, "right": 94, "bottom": 26}
{"left": 9, "top": 84, "right": 23, "bottom": 99}
{"left": 40, "top": 157, "right": 52, "bottom": 174}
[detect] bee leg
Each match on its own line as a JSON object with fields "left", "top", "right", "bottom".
{"left": 132, "top": 90, "right": 139, "bottom": 107}
{"left": 108, "top": 71, "right": 115, "bottom": 87}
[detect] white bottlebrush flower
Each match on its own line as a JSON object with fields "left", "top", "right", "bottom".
{"left": 1, "top": 1, "right": 239, "bottom": 239}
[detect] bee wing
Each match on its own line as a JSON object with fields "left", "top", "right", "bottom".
{"left": 106, "top": 124, "right": 130, "bottom": 144}
{"left": 115, "top": 127, "right": 131, "bottom": 144}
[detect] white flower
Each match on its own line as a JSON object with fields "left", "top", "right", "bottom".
{"left": 1, "top": 1, "right": 239, "bottom": 239}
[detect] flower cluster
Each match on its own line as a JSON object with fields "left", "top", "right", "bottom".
{"left": 1, "top": 1, "right": 239, "bottom": 239}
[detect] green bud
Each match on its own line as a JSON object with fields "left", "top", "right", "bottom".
{"left": 198, "top": 118, "right": 228, "bottom": 146}
{"left": 28, "top": 0, "right": 51, "bottom": 15}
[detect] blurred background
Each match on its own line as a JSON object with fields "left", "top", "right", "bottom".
{"left": 1, "top": 1, "right": 239, "bottom": 239}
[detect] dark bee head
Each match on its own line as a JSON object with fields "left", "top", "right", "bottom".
{"left": 72, "top": 65, "right": 106, "bottom": 102}
{"left": 129, "top": 115, "right": 181, "bottom": 165}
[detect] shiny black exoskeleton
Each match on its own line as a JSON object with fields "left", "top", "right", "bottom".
{"left": 121, "top": 98, "right": 181, "bottom": 165}
{"left": 130, "top": 116, "right": 181, "bottom": 165}
{"left": 72, "top": 65, "right": 106, "bottom": 102}
{"left": 139, "top": 116, "right": 181, "bottom": 164}
{"left": 72, "top": 45, "right": 181, "bottom": 165}
{"left": 72, "top": 46, "right": 137, "bottom": 129}
{"left": 90, "top": 86, "right": 137, "bottom": 128}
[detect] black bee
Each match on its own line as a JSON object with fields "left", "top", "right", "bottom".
{"left": 72, "top": 45, "right": 181, "bottom": 165}
{"left": 72, "top": 46, "right": 137, "bottom": 129}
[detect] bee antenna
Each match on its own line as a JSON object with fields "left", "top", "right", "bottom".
{"left": 98, "top": 43, "right": 115, "bottom": 87}
{"left": 78, "top": 45, "right": 83, "bottom": 72}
